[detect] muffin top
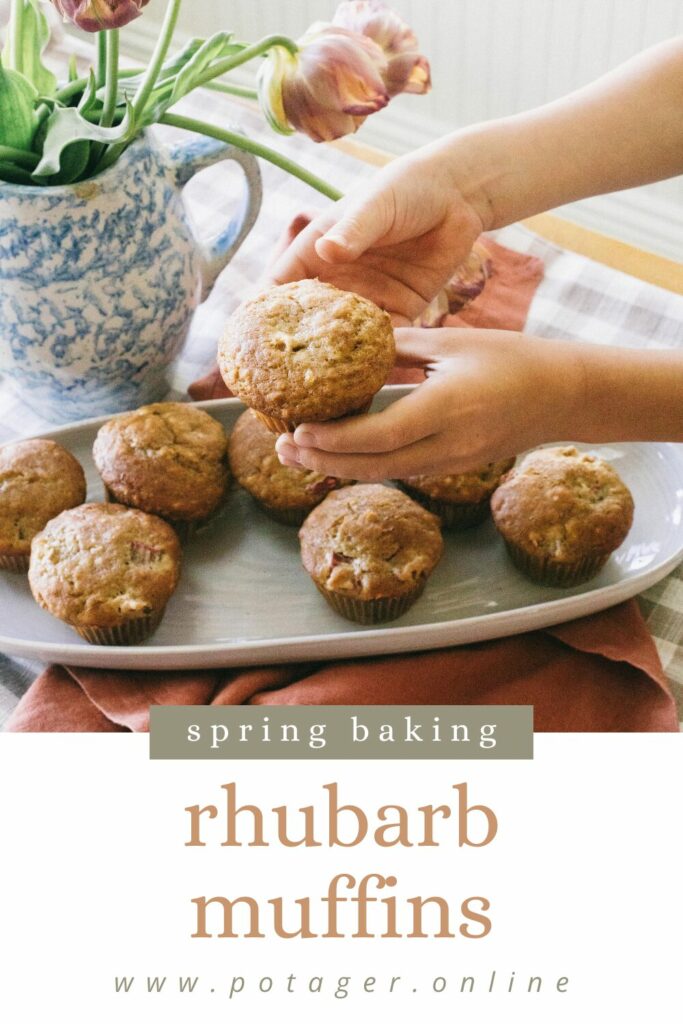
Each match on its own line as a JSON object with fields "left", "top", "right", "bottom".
{"left": 218, "top": 280, "right": 395, "bottom": 423}
{"left": 93, "top": 402, "right": 229, "bottom": 522}
{"left": 229, "top": 410, "right": 352, "bottom": 510}
{"left": 490, "top": 446, "right": 634, "bottom": 562}
{"left": 401, "top": 457, "right": 515, "bottom": 504}
{"left": 299, "top": 483, "right": 443, "bottom": 600}
{"left": 28, "top": 502, "right": 181, "bottom": 628}
{"left": 0, "top": 439, "right": 86, "bottom": 557}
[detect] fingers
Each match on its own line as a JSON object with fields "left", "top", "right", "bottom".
{"left": 288, "top": 384, "right": 443, "bottom": 455}
{"left": 315, "top": 187, "right": 393, "bottom": 263}
{"left": 277, "top": 432, "right": 450, "bottom": 482}
{"left": 394, "top": 326, "right": 465, "bottom": 366}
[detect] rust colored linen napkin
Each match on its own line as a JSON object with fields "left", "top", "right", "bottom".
{"left": 5, "top": 228, "right": 677, "bottom": 732}
{"left": 6, "top": 602, "right": 677, "bottom": 732}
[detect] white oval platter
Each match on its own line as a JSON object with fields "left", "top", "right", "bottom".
{"left": 1, "top": 387, "right": 682, "bottom": 670}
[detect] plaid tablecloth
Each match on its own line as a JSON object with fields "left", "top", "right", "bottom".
{"left": 1, "top": 89, "right": 682, "bottom": 727}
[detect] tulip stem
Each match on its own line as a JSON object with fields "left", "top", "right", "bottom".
{"left": 96, "top": 32, "right": 107, "bottom": 89}
{"left": 160, "top": 112, "right": 343, "bottom": 202}
{"left": 205, "top": 81, "right": 259, "bottom": 101}
{"left": 192, "top": 35, "right": 299, "bottom": 92}
{"left": 100, "top": 30, "right": 120, "bottom": 128}
{"left": 130, "top": 0, "right": 183, "bottom": 122}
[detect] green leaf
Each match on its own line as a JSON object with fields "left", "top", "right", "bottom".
{"left": 38, "top": 140, "right": 91, "bottom": 185}
{"left": 77, "top": 69, "right": 100, "bottom": 118}
{"left": 0, "top": 160, "right": 35, "bottom": 185}
{"left": 32, "top": 100, "right": 135, "bottom": 179}
{"left": 0, "top": 65, "right": 37, "bottom": 150}
{"left": 2, "top": 0, "right": 57, "bottom": 97}
{"left": 170, "top": 32, "right": 240, "bottom": 105}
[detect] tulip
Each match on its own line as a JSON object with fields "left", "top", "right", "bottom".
{"left": 51, "top": 0, "right": 150, "bottom": 32}
{"left": 333, "top": 1, "right": 431, "bottom": 96}
{"left": 258, "top": 24, "right": 390, "bottom": 143}
{"left": 415, "top": 242, "right": 493, "bottom": 327}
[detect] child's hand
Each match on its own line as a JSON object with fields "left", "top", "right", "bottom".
{"left": 266, "top": 151, "right": 488, "bottom": 325}
{"left": 275, "top": 329, "right": 584, "bottom": 480}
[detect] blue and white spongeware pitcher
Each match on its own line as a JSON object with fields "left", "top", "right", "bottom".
{"left": 0, "top": 129, "right": 262, "bottom": 423}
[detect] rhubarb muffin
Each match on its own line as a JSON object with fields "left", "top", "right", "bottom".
{"left": 218, "top": 279, "right": 395, "bottom": 433}
{"left": 299, "top": 484, "right": 443, "bottom": 624}
{"left": 0, "top": 439, "right": 86, "bottom": 572}
{"left": 490, "top": 446, "right": 634, "bottom": 587}
{"left": 398, "top": 457, "right": 515, "bottom": 529}
{"left": 28, "top": 502, "right": 181, "bottom": 645}
{"left": 93, "top": 402, "right": 229, "bottom": 539}
{"left": 228, "top": 410, "right": 353, "bottom": 526}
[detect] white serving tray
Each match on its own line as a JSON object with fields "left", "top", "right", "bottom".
{"left": 1, "top": 387, "right": 682, "bottom": 670}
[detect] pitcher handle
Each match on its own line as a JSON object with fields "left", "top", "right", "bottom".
{"left": 167, "top": 134, "right": 263, "bottom": 301}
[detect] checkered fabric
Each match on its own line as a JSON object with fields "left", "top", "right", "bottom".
{"left": 1, "top": 89, "right": 682, "bottom": 727}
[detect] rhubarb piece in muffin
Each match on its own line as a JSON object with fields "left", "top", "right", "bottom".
{"left": 218, "top": 279, "right": 395, "bottom": 434}
{"left": 398, "top": 457, "right": 515, "bottom": 529}
{"left": 228, "top": 410, "right": 352, "bottom": 526}
{"left": 299, "top": 484, "right": 443, "bottom": 624}
{"left": 28, "top": 503, "right": 181, "bottom": 645}
{"left": 490, "top": 446, "right": 634, "bottom": 587}
{"left": 93, "top": 402, "right": 229, "bottom": 540}
{"left": 0, "top": 439, "right": 86, "bottom": 572}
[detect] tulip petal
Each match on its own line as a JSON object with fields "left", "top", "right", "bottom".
{"left": 384, "top": 53, "right": 431, "bottom": 96}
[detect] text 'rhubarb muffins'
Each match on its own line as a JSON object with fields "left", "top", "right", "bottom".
{"left": 218, "top": 279, "right": 395, "bottom": 434}
{"left": 299, "top": 484, "right": 443, "bottom": 624}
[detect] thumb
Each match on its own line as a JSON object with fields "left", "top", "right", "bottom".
{"left": 315, "top": 189, "right": 393, "bottom": 263}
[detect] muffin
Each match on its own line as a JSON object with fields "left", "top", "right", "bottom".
{"left": 228, "top": 410, "right": 353, "bottom": 526}
{"left": 398, "top": 457, "right": 515, "bottom": 529}
{"left": 0, "top": 439, "right": 86, "bottom": 572}
{"left": 93, "top": 402, "right": 229, "bottom": 540}
{"left": 490, "top": 446, "right": 634, "bottom": 587}
{"left": 299, "top": 484, "right": 443, "bottom": 624}
{"left": 218, "top": 279, "right": 395, "bottom": 433}
{"left": 28, "top": 503, "right": 181, "bottom": 645}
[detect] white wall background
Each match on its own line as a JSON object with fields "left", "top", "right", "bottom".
{"left": 114, "top": 2, "right": 683, "bottom": 258}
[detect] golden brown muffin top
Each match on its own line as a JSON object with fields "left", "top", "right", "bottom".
{"left": 401, "top": 457, "right": 515, "bottom": 504}
{"left": 0, "top": 439, "right": 86, "bottom": 557}
{"left": 229, "top": 410, "right": 352, "bottom": 511}
{"left": 218, "top": 280, "right": 395, "bottom": 423}
{"left": 490, "top": 446, "right": 634, "bottom": 563}
{"left": 93, "top": 402, "right": 229, "bottom": 522}
{"left": 299, "top": 483, "right": 443, "bottom": 600}
{"left": 28, "top": 502, "right": 181, "bottom": 628}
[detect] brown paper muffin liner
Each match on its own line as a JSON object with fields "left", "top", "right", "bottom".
{"left": 252, "top": 498, "right": 310, "bottom": 528}
{"left": 254, "top": 399, "right": 374, "bottom": 437}
{"left": 313, "top": 579, "right": 427, "bottom": 624}
{"left": 503, "top": 542, "right": 610, "bottom": 588}
{"left": 74, "top": 608, "right": 165, "bottom": 646}
{"left": 104, "top": 487, "right": 206, "bottom": 542}
{"left": 0, "top": 553, "right": 30, "bottom": 573}
{"left": 397, "top": 483, "right": 491, "bottom": 530}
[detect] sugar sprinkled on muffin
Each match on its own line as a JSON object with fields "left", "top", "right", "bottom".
{"left": 491, "top": 446, "right": 634, "bottom": 586}
{"left": 28, "top": 502, "right": 181, "bottom": 645}
{"left": 93, "top": 402, "right": 229, "bottom": 539}
{"left": 398, "top": 458, "right": 515, "bottom": 529}
{"left": 299, "top": 483, "right": 443, "bottom": 623}
{"left": 0, "top": 439, "right": 86, "bottom": 572}
{"left": 229, "top": 409, "right": 353, "bottom": 526}
{"left": 218, "top": 280, "right": 395, "bottom": 433}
